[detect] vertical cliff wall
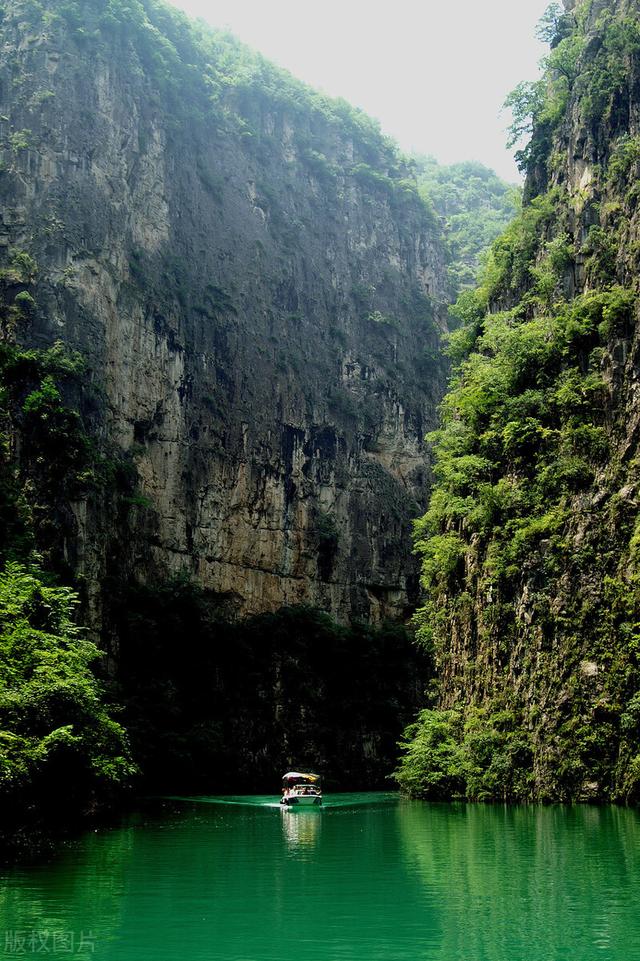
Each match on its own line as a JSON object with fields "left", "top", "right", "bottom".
{"left": 0, "top": 0, "right": 449, "bottom": 626}
{"left": 400, "top": 0, "right": 640, "bottom": 802}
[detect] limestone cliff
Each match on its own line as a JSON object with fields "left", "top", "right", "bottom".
{"left": 399, "top": 0, "right": 640, "bottom": 802}
{"left": 0, "top": 0, "right": 448, "bottom": 627}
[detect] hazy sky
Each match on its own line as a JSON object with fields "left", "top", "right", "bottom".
{"left": 166, "top": 0, "right": 552, "bottom": 182}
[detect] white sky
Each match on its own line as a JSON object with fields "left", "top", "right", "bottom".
{"left": 167, "top": 0, "right": 552, "bottom": 182}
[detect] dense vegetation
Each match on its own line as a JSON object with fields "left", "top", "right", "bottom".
{"left": 414, "top": 157, "right": 519, "bottom": 294}
{"left": 0, "top": 564, "right": 134, "bottom": 848}
{"left": 0, "top": 331, "right": 134, "bottom": 855}
{"left": 8, "top": 0, "right": 419, "bottom": 187}
{"left": 397, "top": 0, "right": 640, "bottom": 803}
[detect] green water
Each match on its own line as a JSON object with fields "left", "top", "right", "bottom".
{"left": 1, "top": 795, "right": 640, "bottom": 960}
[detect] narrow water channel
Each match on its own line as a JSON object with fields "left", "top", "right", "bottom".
{"left": 1, "top": 795, "right": 639, "bottom": 960}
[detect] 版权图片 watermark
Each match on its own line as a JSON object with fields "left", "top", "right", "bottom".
{"left": 3, "top": 931, "right": 95, "bottom": 954}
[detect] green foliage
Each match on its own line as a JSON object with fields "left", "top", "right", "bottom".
{"left": 351, "top": 163, "right": 394, "bottom": 196}
{"left": 416, "top": 532, "right": 466, "bottom": 588}
{"left": 414, "top": 156, "right": 520, "bottom": 293}
{"left": 607, "top": 135, "right": 640, "bottom": 185}
{"left": 0, "top": 340, "right": 95, "bottom": 566}
{"left": 0, "top": 562, "right": 133, "bottom": 842}
{"left": 504, "top": 4, "right": 587, "bottom": 174}
{"left": 578, "top": 13, "right": 640, "bottom": 124}
{"left": 504, "top": 80, "right": 557, "bottom": 174}
{"left": 367, "top": 310, "right": 396, "bottom": 327}
{"left": 406, "top": 254, "right": 639, "bottom": 799}
{"left": 1, "top": 343, "right": 101, "bottom": 544}
{"left": 30, "top": 0, "right": 418, "bottom": 186}
{"left": 582, "top": 226, "right": 618, "bottom": 286}
{"left": 480, "top": 190, "right": 558, "bottom": 301}
{"left": 505, "top": 81, "right": 546, "bottom": 153}
{"left": 301, "top": 148, "right": 337, "bottom": 183}
{"left": 395, "top": 706, "right": 533, "bottom": 801}
{"left": 404, "top": 3, "right": 640, "bottom": 799}
{"left": 395, "top": 709, "right": 465, "bottom": 799}
{"left": 530, "top": 234, "right": 574, "bottom": 304}
{"left": 0, "top": 337, "right": 143, "bottom": 848}
{"left": 13, "top": 290, "right": 36, "bottom": 310}
{"left": 508, "top": 5, "right": 640, "bottom": 178}
{"left": 535, "top": 3, "right": 569, "bottom": 45}
{"left": 545, "top": 30, "right": 584, "bottom": 88}
{"left": 416, "top": 286, "right": 627, "bottom": 590}
{"left": 7, "top": 250, "right": 37, "bottom": 284}
{"left": 9, "top": 128, "right": 31, "bottom": 153}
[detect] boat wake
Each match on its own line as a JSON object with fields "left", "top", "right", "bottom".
{"left": 163, "top": 792, "right": 398, "bottom": 810}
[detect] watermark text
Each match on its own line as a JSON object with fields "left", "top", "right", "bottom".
{"left": 3, "top": 931, "right": 95, "bottom": 954}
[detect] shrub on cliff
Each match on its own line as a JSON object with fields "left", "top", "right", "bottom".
{"left": 395, "top": 707, "right": 533, "bottom": 801}
{"left": 414, "top": 156, "right": 520, "bottom": 293}
{"left": 394, "top": 709, "right": 465, "bottom": 799}
{"left": 400, "top": 1, "right": 640, "bottom": 804}
{"left": 0, "top": 563, "right": 134, "bottom": 833}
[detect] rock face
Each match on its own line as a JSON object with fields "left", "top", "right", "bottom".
{"left": 0, "top": 0, "right": 448, "bottom": 624}
{"left": 404, "top": 0, "right": 640, "bottom": 802}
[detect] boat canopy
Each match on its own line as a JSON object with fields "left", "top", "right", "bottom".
{"left": 282, "top": 771, "right": 321, "bottom": 785}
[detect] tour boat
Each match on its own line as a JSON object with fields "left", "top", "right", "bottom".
{"left": 280, "top": 771, "right": 323, "bottom": 806}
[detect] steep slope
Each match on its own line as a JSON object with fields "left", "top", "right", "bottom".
{"left": 414, "top": 156, "right": 520, "bottom": 293}
{"left": 0, "top": 0, "right": 448, "bottom": 630}
{"left": 398, "top": 0, "right": 640, "bottom": 802}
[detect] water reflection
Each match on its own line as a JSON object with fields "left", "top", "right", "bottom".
{"left": 0, "top": 822, "right": 137, "bottom": 960}
{"left": 1, "top": 799, "right": 638, "bottom": 961}
{"left": 398, "top": 801, "right": 640, "bottom": 961}
{"left": 280, "top": 807, "right": 322, "bottom": 854}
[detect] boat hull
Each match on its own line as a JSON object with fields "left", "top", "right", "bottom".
{"left": 281, "top": 795, "right": 322, "bottom": 807}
